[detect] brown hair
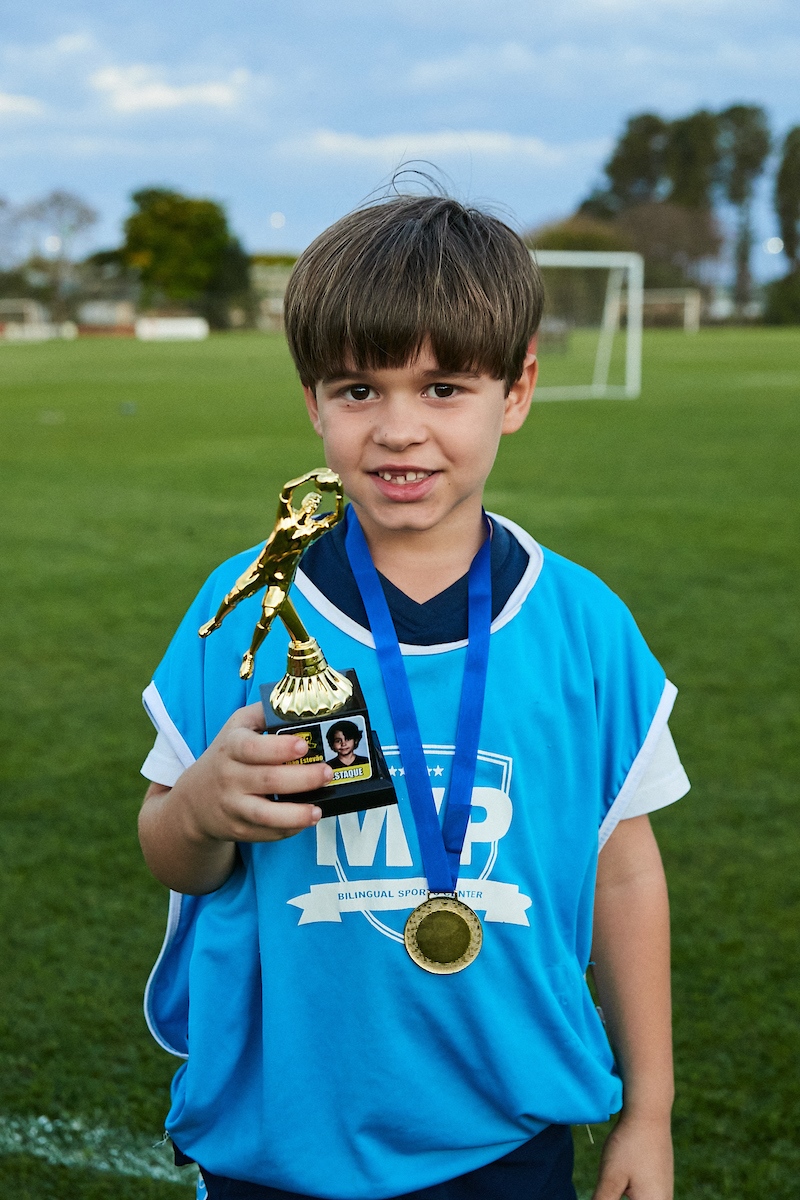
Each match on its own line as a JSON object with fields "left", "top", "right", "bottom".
{"left": 284, "top": 195, "right": 543, "bottom": 392}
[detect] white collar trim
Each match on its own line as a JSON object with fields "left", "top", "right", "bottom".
{"left": 292, "top": 513, "right": 543, "bottom": 657}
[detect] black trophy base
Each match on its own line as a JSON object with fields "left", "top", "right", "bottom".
{"left": 260, "top": 670, "right": 397, "bottom": 818}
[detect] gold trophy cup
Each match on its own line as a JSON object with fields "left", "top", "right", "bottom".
{"left": 198, "top": 469, "right": 353, "bottom": 719}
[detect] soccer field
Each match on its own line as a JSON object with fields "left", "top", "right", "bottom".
{"left": 0, "top": 329, "right": 798, "bottom": 1198}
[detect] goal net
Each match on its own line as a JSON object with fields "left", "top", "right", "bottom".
{"left": 530, "top": 250, "right": 644, "bottom": 401}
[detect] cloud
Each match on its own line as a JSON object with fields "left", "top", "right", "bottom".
{"left": 90, "top": 65, "right": 250, "bottom": 113}
{"left": 405, "top": 34, "right": 800, "bottom": 108}
{"left": 408, "top": 42, "right": 536, "bottom": 89}
{"left": 0, "top": 91, "right": 43, "bottom": 115}
{"left": 53, "top": 33, "right": 96, "bottom": 55}
{"left": 279, "top": 129, "right": 609, "bottom": 166}
{"left": 1, "top": 31, "right": 98, "bottom": 70}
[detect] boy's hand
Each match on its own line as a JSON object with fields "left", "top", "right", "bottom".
{"left": 138, "top": 701, "right": 332, "bottom": 894}
{"left": 175, "top": 701, "right": 331, "bottom": 843}
{"left": 592, "top": 1113, "right": 673, "bottom": 1200}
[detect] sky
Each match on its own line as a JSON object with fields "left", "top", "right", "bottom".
{"left": 2, "top": 0, "right": 799, "bottom": 280}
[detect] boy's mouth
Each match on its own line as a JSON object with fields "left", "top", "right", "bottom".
{"left": 373, "top": 469, "right": 434, "bottom": 484}
{"left": 369, "top": 467, "right": 438, "bottom": 501}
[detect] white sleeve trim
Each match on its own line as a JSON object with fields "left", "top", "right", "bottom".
{"left": 142, "top": 680, "right": 196, "bottom": 770}
{"left": 143, "top": 890, "right": 189, "bottom": 1059}
{"left": 141, "top": 730, "right": 188, "bottom": 787}
{"left": 598, "top": 679, "right": 678, "bottom": 850}
{"left": 621, "top": 724, "right": 690, "bottom": 819}
{"left": 141, "top": 682, "right": 195, "bottom": 1057}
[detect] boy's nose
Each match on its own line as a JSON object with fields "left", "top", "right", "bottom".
{"left": 372, "top": 397, "right": 427, "bottom": 449}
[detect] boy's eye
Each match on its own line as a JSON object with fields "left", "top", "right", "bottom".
{"left": 344, "top": 384, "right": 375, "bottom": 401}
{"left": 427, "top": 383, "right": 457, "bottom": 398}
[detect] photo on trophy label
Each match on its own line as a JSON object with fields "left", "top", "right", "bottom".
{"left": 266, "top": 713, "right": 374, "bottom": 788}
{"left": 321, "top": 716, "right": 373, "bottom": 784}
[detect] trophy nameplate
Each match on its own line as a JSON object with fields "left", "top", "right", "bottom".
{"left": 199, "top": 469, "right": 397, "bottom": 817}
{"left": 260, "top": 671, "right": 397, "bottom": 818}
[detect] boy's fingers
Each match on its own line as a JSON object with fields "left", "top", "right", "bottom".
{"left": 251, "top": 762, "right": 333, "bottom": 795}
{"left": 232, "top": 730, "right": 313, "bottom": 766}
{"left": 241, "top": 797, "right": 323, "bottom": 834}
{"left": 227, "top": 701, "right": 267, "bottom": 733}
{"left": 592, "top": 1160, "right": 635, "bottom": 1200}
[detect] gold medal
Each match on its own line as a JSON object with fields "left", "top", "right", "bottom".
{"left": 404, "top": 894, "right": 482, "bottom": 974}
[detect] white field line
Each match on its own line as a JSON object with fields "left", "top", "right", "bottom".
{"left": 0, "top": 1113, "right": 592, "bottom": 1197}
{"left": 0, "top": 1114, "right": 196, "bottom": 1187}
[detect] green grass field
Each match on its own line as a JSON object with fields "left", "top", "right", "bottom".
{"left": 0, "top": 328, "right": 798, "bottom": 1198}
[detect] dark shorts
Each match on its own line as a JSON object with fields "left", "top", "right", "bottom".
{"left": 191, "top": 1123, "right": 577, "bottom": 1200}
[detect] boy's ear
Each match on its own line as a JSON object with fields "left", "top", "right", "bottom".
{"left": 303, "top": 385, "right": 323, "bottom": 437}
{"left": 502, "top": 339, "right": 538, "bottom": 435}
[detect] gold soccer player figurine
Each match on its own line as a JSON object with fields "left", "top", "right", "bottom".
{"left": 199, "top": 469, "right": 353, "bottom": 718}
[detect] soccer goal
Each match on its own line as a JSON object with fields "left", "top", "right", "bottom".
{"left": 530, "top": 250, "right": 644, "bottom": 401}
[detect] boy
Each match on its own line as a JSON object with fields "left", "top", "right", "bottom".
{"left": 139, "top": 195, "right": 688, "bottom": 1200}
{"left": 325, "top": 720, "right": 370, "bottom": 770}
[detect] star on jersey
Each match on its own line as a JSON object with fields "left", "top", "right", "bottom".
{"left": 389, "top": 765, "right": 446, "bottom": 778}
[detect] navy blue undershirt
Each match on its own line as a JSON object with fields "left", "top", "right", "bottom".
{"left": 299, "top": 515, "right": 529, "bottom": 645}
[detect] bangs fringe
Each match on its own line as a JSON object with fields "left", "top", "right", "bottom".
{"left": 284, "top": 197, "right": 543, "bottom": 390}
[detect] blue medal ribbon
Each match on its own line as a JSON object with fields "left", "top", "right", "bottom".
{"left": 344, "top": 506, "right": 492, "bottom": 894}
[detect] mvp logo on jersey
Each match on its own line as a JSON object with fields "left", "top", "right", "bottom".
{"left": 287, "top": 744, "right": 532, "bottom": 936}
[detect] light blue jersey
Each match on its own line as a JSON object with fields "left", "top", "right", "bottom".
{"left": 143, "top": 517, "right": 676, "bottom": 1200}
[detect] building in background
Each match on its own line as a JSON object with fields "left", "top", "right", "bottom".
{"left": 250, "top": 255, "right": 296, "bottom": 331}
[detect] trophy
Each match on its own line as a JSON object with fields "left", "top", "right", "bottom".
{"left": 199, "top": 470, "right": 397, "bottom": 818}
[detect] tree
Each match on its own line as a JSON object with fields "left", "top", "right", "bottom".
{"left": 577, "top": 106, "right": 786, "bottom": 300}
{"left": 578, "top": 109, "right": 723, "bottom": 287}
{"left": 527, "top": 216, "right": 631, "bottom": 254}
{"left": 123, "top": 188, "right": 251, "bottom": 326}
{"left": 605, "top": 114, "right": 670, "bottom": 209}
{"left": 763, "top": 270, "right": 800, "bottom": 324}
{"left": 579, "top": 113, "right": 669, "bottom": 218}
{"left": 717, "top": 105, "right": 771, "bottom": 308}
{"left": 775, "top": 126, "right": 800, "bottom": 267}
{"left": 16, "top": 189, "right": 97, "bottom": 258}
{"left": 203, "top": 238, "right": 253, "bottom": 329}
{"left": 615, "top": 202, "right": 723, "bottom": 287}
{"left": 12, "top": 191, "right": 97, "bottom": 318}
{"left": 581, "top": 110, "right": 721, "bottom": 219}
{"left": 764, "top": 127, "right": 800, "bottom": 325}
{"left": 665, "top": 110, "right": 719, "bottom": 209}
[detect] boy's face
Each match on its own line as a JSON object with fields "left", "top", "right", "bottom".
{"left": 303, "top": 342, "right": 536, "bottom": 546}
{"left": 331, "top": 730, "right": 356, "bottom": 758}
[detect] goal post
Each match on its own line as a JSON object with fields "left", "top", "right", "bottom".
{"left": 639, "top": 288, "right": 701, "bottom": 333}
{"left": 530, "top": 250, "right": 644, "bottom": 401}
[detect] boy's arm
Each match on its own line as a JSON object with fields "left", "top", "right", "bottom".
{"left": 138, "top": 702, "right": 332, "bottom": 895}
{"left": 590, "top": 814, "right": 674, "bottom": 1200}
